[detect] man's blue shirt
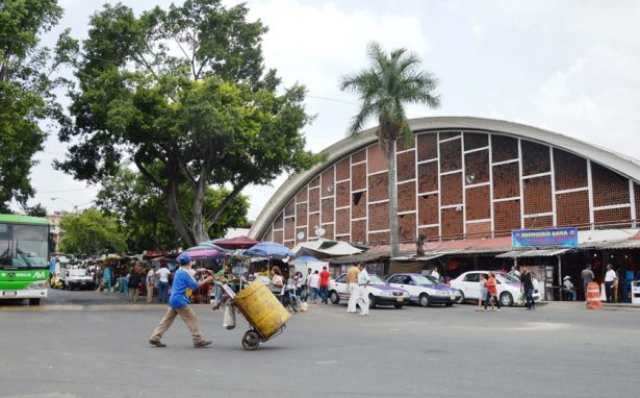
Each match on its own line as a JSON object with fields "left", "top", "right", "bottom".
{"left": 169, "top": 268, "right": 198, "bottom": 308}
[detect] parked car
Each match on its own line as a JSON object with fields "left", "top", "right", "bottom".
{"left": 386, "top": 273, "right": 462, "bottom": 307}
{"left": 329, "top": 273, "right": 410, "bottom": 309}
{"left": 63, "top": 268, "right": 95, "bottom": 290}
{"left": 449, "top": 271, "right": 541, "bottom": 307}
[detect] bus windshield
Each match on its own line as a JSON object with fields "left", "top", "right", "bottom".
{"left": 0, "top": 222, "right": 49, "bottom": 269}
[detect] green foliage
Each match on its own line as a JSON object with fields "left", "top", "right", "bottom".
{"left": 0, "top": 0, "right": 77, "bottom": 211}
{"left": 96, "top": 164, "right": 250, "bottom": 252}
{"left": 58, "top": 208, "right": 127, "bottom": 255}
{"left": 340, "top": 42, "right": 440, "bottom": 256}
{"left": 340, "top": 42, "right": 440, "bottom": 147}
{"left": 57, "top": 0, "right": 322, "bottom": 245}
{"left": 24, "top": 203, "right": 47, "bottom": 217}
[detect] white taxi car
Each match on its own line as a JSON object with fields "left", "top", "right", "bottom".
{"left": 449, "top": 271, "right": 541, "bottom": 307}
{"left": 386, "top": 273, "right": 462, "bottom": 307}
{"left": 329, "top": 273, "right": 410, "bottom": 309}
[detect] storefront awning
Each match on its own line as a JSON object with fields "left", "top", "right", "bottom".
{"left": 495, "top": 248, "right": 569, "bottom": 258}
{"left": 391, "top": 252, "right": 451, "bottom": 261}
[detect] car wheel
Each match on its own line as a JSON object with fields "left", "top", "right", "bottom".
{"left": 329, "top": 291, "right": 340, "bottom": 304}
{"left": 419, "top": 294, "right": 430, "bottom": 307}
{"left": 368, "top": 294, "right": 376, "bottom": 309}
{"left": 500, "top": 292, "right": 514, "bottom": 307}
{"left": 455, "top": 291, "right": 465, "bottom": 304}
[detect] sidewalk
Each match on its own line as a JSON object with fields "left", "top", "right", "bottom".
{"left": 544, "top": 299, "right": 640, "bottom": 309}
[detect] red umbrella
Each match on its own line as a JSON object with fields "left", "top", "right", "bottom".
{"left": 211, "top": 236, "right": 259, "bottom": 250}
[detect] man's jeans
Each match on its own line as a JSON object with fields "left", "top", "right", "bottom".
{"left": 158, "top": 282, "right": 169, "bottom": 303}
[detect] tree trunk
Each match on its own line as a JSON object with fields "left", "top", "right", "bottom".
{"left": 190, "top": 176, "right": 210, "bottom": 246}
{"left": 387, "top": 139, "right": 400, "bottom": 257}
{"left": 165, "top": 181, "right": 197, "bottom": 248}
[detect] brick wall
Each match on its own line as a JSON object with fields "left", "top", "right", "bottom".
{"left": 259, "top": 130, "right": 639, "bottom": 246}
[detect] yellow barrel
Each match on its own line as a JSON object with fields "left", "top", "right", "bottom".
{"left": 234, "top": 279, "right": 291, "bottom": 339}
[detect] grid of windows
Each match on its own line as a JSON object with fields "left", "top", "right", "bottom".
{"left": 264, "top": 130, "right": 639, "bottom": 245}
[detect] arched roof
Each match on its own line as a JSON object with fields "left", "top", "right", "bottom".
{"left": 249, "top": 116, "right": 640, "bottom": 239}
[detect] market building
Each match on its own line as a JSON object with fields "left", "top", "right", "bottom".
{"left": 248, "top": 117, "right": 640, "bottom": 301}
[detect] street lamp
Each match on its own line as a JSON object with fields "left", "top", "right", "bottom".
{"left": 51, "top": 197, "right": 78, "bottom": 214}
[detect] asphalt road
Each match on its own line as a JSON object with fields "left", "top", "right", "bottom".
{"left": 1, "top": 289, "right": 639, "bottom": 398}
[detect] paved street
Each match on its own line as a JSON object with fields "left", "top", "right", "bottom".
{"left": 1, "top": 289, "right": 639, "bottom": 398}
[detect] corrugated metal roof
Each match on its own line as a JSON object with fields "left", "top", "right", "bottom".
{"left": 496, "top": 248, "right": 569, "bottom": 258}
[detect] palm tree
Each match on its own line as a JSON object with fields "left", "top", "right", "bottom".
{"left": 340, "top": 42, "right": 440, "bottom": 257}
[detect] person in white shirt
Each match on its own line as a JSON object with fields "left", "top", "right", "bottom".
{"left": 563, "top": 276, "right": 577, "bottom": 301}
{"left": 356, "top": 263, "right": 370, "bottom": 316}
{"left": 146, "top": 267, "right": 158, "bottom": 303}
{"left": 604, "top": 264, "right": 617, "bottom": 303}
{"left": 308, "top": 270, "right": 320, "bottom": 303}
{"left": 431, "top": 267, "right": 440, "bottom": 282}
{"left": 155, "top": 264, "right": 172, "bottom": 303}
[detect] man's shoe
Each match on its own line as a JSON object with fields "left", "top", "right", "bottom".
{"left": 194, "top": 340, "right": 212, "bottom": 348}
{"left": 149, "top": 339, "right": 166, "bottom": 348}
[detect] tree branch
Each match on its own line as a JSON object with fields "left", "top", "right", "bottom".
{"left": 204, "top": 181, "right": 248, "bottom": 224}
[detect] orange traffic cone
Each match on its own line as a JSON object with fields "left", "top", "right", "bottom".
{"left": 586, "top": 282, "right": 602, "bottom": 310}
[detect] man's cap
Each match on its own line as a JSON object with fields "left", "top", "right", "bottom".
{"left": 563, "top": 276, "right": 571, "bottom": 280}
{"left": 177, "top": 253, "right": 191, "bottom": 264}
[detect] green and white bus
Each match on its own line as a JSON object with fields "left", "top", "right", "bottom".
{"left": 0, "top": 214, "right": 51, "bottom": 305}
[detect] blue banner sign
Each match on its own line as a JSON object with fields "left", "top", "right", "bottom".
{"left": 512, "top": 227, "right": 578, "bottom": 248}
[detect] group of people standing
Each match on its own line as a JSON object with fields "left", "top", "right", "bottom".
{"left": 477, "top": 268, "right": 538, "bottom": 312}
{"left": 291, "top": 266, "right": 331, "bottom": 304}
{"left": 476, "top": 272, "right": 502, "bottom": 312}
{"left": 578, "top": 263, "right": 619, "bottom": 303}
{"left": 286, "top": 262, "right": 371, "bottom": 315}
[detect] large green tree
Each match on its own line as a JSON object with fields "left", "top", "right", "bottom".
{"left": 56, "top": 0, "right": 322, "bottom": 246}
{"left": 96, "top": 165, "right": 250, "bottom": 252}
{"left": 340, "top": 42, "right": 440, "bottom": 257}
{"left": 58, "top": 208, "right": 127, "bottom": 256}
{"left": 0, "top": 0, "right": 76, "bottom": 211}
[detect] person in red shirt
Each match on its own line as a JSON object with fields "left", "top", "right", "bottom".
{"left": 318, "top": 266, "right": 331, "bottom": 304}
{"left": 484, "top": 271, "right": 501, "bottom": 312}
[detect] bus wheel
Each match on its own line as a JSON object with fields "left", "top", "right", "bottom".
{"left": 29, "top": 298, "right": 41, "bottom": 306}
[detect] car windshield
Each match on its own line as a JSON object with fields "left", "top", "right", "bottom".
{"left": 69, "top": 269, "right": 88, "bottom": 277}
{"left": 369, "top": 274, "right": 386, "bottom": 285}
{"left": 496, "top": 273, "right": 519, "bottom": 283}
{"left": 412, "top": 274, "right": 437, "bottom": 285}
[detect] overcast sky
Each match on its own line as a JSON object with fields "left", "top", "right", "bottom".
{"left": 26, "top": 0, "right": 640, "bottom": 221}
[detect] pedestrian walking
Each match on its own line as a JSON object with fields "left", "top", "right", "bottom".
{"left": 308, "top": 270, "right": 320, "bottom": 304}
{"left": 319, "top": 266, "right": 331, "bottom": 304}
{"left": 146, "top": 266, "right": 157, "bottom": 303}
{"left": 149, "top": 253, "right": 214, "bottom": 348}
{"left": 520, "top": 267, "right": 535, "bottom": 310}
{"left": 356, "top": 263, "right": 370, "bottom": 316}
{"left": 127, "top": 264, "right": 142, "bottom": 302}
{"left": 484, "top": 271, "right": 501, "bottom": 312}
{"left": 300, "top": 268, "right": 311, "bottom": 302}
{"left": 346, "top": 263, "right": 360, "bottom": 313}
{"left": 476, "top": 273, "right": 487, "bottom": 311}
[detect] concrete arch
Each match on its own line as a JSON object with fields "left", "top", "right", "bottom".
{"left": 249, "top": 116, "right": 640, "bottom": 239}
